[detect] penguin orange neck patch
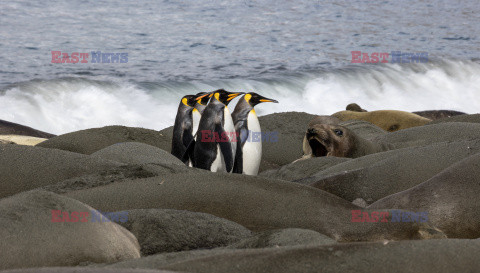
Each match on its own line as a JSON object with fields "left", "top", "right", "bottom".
{"left": 244, "top": 93, "right": 252, "bottom": 103}
{"left": 182, "top": 98, "right": 189, "bottom": 106}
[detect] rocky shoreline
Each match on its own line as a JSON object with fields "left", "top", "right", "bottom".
{"left": 1, "top": 111, "right": 480, "bottom": 272}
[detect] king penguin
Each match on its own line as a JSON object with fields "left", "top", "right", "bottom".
{"left": 193, "top": 89, "right": 243, "bottom": 172}
{"left": 192, "top": 91, "right": 212, "bottom": 136}
{"left": 171, "top": 93, "right": 207, "bottom": 165}
{"left": 232, "top": 92, "right": 278, "bottom": 175}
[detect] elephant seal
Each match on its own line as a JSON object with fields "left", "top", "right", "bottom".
{"left": 346, "top": 103, "right": 367, "bottom": 112}
{"left": 61, "top": 172, "right": 442, "bottom": 242}
{"left": 369, "top": 152, "right": 480, "bottom": 238}
{"left": 111, "top": 239, "right": 480, "bottom": 273}
{"left": 332, "top": 110, "right": 431, "bottom": 132}
{"left": 301, "top": 124, "right": 390, "bottom": 160}
{"left": 0, "top": 190, "right": 140, "bottom": 270}
{"left": 428, "top": 113, "right": 480, "bottom": 125}
{"left": 413, "top": 110, "right": 466, "bottom": 120}
{"left": 302, "top": 139, "right": 480, "bottom": 204}
{"left": 0, "top": 119, "right": 55, "bottom": 138}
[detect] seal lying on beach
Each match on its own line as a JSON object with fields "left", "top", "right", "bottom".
{"left": 368, "top": 152, "right": 480, "bottom": 239}
{"left": 332, "top": 110, "right": 431, "bottom": 132}
{"left": 0, "top": 190, "right": 140, "bottom": 270}
{"left": 61, "top": 172, "right": 443, "bottom": 242}
{"left": 413, "top": 110, "right": 466, "bottom": 120}
{"left": 302, "top": 139, "right": 480, "bottom": 204}
{"left": 102, "top": 239, "right": 480, "bottom": 273}
{"left": 301, "top": 123, "right": 390, "bottom": 160}
{"left": 343, "top": 103, "right": 465, "bottom": 121}
{"left": 428, "top": 113, "right": 480, "bottom": 125}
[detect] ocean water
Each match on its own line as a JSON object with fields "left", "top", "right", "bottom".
{"left": 0, "top": 0, "right": 479, "bottom": 134}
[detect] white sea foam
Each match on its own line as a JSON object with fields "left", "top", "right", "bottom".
{"left": 1, "top": 60, "right": 479, "bottom": 134}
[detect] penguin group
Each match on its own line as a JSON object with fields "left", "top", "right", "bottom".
{"left": 171, "top": 89, "right": 278, "bottom": 175}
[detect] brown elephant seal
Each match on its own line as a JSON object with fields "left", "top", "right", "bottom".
{"left": 307, "top": 115, "right": 341, "bottom": 126}
{"left": 346, "top": 103, "right": 367, "bottom": 112}
{"left": 301, "top": 124, "right": 390, "bottom": 160}
{"left": 332, "top": 110, "right": 431, "bottom": 132}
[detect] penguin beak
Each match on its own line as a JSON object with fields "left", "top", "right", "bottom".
{"left": 258, "top": 96, "right": 279, "bottom": 103}
{"left": 227, "top": 92, "right": 244, "bottom": 101}
{"left": 196, "top": 93, "right": 210, "bottom": 101}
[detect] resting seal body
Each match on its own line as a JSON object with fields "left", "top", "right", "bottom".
{"left": 413, "top": 110, "right": 466, "bottom": 120}
{"left": 332, "top": 110, "right": 431, "bottom": 132}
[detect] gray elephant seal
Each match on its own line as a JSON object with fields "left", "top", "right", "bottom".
{"left": 307, "top": 124, "right": 388, "bottom": 158}
{"left": 413, "top": 110, "right": 466, "bottom": 120}
{"left": 301, "top": 123, "right": 389, "bottom": 160}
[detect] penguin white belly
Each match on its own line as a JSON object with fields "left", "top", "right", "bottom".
{"left": 209, "top": 107, "right": 236, "bottom": 173}
{"left": 223, "top": 106, "right": 237, "bottom": 172}
{"left": 210, "top": 145, "right": 226, "bottom": 172}
{"left": 192, "top": 109, "right": 201, "bottom": 137}
{"left": 242, "top": 111, "right": 262, "bottom": 175}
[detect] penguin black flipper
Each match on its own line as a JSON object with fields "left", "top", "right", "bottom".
{"left": 181, "top": 138, "right": 196, "bottom": 165}
{"left": 179, "top": 128, "right": 195, "bottom": 164}
{"left": 182, "top": 128, "right": 193, "bottom": 148}
{"left": 233, "top": 123, "right": 249, "bottom": 173}
{"left": 215, "top": 122, "right": 234, "bottom": 172}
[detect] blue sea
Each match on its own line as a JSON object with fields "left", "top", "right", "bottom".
{"left": 1, "top": 0, "right": 479, "bottom": 134}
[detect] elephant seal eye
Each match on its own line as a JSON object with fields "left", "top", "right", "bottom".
{"left": 333, "top": 129, "right": 343, "bottom": 136}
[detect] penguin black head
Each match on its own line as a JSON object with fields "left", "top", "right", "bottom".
{"left": 194, "top": 92, "right": 211, "bottom": 106}
{"left": 211, "top": 89, "right": 244, "bottom": 106}
{"left": 244, "top": 92, "right": 279, "bottom": 107}
{"left": 180, "top": 95, "right": 198, "bottom": 108}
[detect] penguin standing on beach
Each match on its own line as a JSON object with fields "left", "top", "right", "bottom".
{"left": 171, "top": 93, "right": 209, "bottom": 165}
{"left": 232, "top": 92, "right": 278, "bottom": 175}
{"left": 192, "top": 91, "right": 212, "bottom": 136}
{"left": 193, "top": 89, "right": 243, "bottom": 172}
